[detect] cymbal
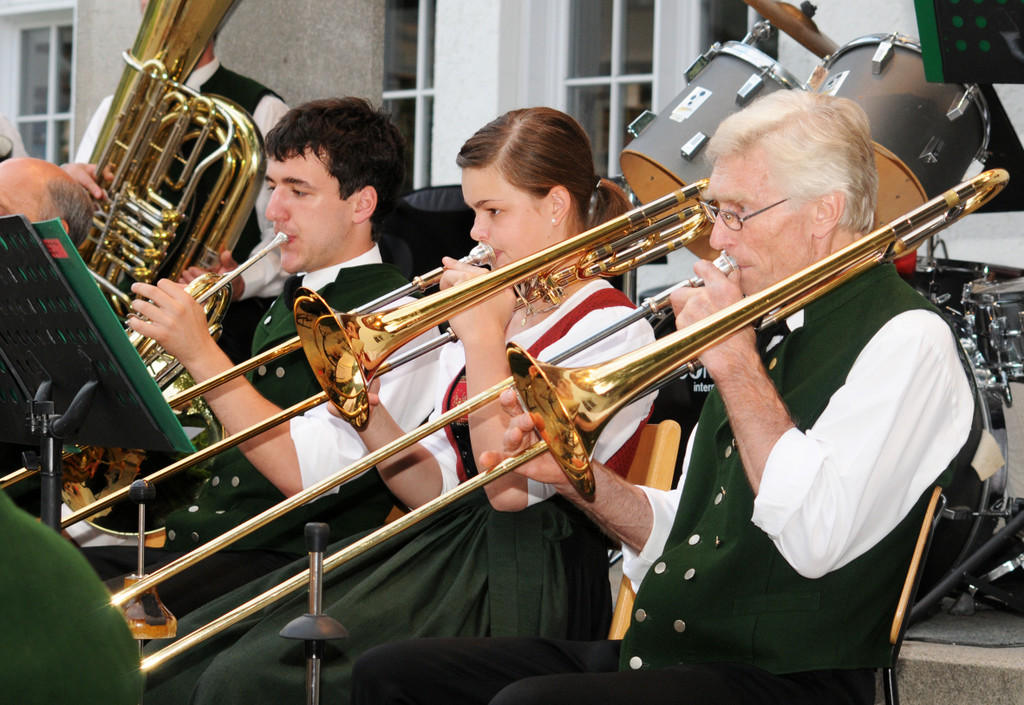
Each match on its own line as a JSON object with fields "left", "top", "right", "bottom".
{"left": 744, "top": 0, "right": 838, "bottom": 58}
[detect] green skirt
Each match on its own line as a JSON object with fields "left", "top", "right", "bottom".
{"left": 144, "top": 490, "right": 612, "bottom": 705}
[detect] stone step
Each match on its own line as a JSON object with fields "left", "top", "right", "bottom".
{"left": 879, "top": 603, "right": 1024, "bottom": 705}
{"left": 882, "top": 640, "right": 1024, "bottom": 705}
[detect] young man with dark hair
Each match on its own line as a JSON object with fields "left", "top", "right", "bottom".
{"left": 80, "top": 98, "right": 440, "bottom": 616}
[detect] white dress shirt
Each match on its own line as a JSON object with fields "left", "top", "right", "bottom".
{"left": 289, "top": 245, "right": 441, "bottom": 491}
{"left": 622, "top": 307, "right": 974, "bottom": 588}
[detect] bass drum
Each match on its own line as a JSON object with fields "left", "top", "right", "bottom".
{"left": 814, "top": 32, "right": 990, "bottom": 228}
{"left": 619, "top": 41, "right": 803, "bottom": 259}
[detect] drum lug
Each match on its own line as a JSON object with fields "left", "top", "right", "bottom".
{"left": 736, "top": 73, "right": 766, "bottom": 105}
{"left": 680, "top": 132, "right": 709, "bottom": 162}
{"left": 919, "top": 135, "right": 944, "bottom": 166}
{"left": 684, "top": 44, "right": 718, "bottom": 84}
{"left": 627, "top": 110, "right": 657, "bottom": 139}
{"left": 871, "top": 40, "right": 895, "bottom": 74}
{"left": 947, "top": 85, "right": 979, "bottom": 122}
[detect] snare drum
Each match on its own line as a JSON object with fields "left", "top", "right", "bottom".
{"left": 912, "top": 258, "right": 1024, "bottom": 311}
{"left": 620, "top": 41, "right": 804, "bottom": 205}
{"left": 965, "top": 277, "right": 1024, "bottom": 381}
{"left": 814, "top": 33, "right": 990, "bottom": 227}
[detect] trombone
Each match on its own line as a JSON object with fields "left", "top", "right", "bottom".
{"left": 138, "top": 169, "right": 1008, "bottom": 670}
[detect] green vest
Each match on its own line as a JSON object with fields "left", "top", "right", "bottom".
{"left": 199, "top": 65, "right": 282, "bottom": 261}
{"left": 620, "top": 264, "right": 959, "bottom": 674}
{"left": 0, "top": 489, "right": 143, "bottom": 705}
{"left": 164, "top": 262, "right": 409, "bottom": 556}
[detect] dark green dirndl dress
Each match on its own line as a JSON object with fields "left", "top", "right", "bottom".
{"left": 144, "top": 489, "right": 611, "bottom": 705}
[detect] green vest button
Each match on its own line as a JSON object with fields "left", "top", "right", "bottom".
{"left": 628, "top": 656, "right": 643, "bottom": 670}
{"left": 211, "top": 476, "right": 220, "bottom": 487}
{"left": 276, "top": 367, "right": 285, "bottom": 378}
{"left": 190, "top": 532, "right": 200, "bottom": 543}
{"left": 673, "top": 619, "right": 686, "bottom": 632}
{"left": 654, "top": 562, "right": 666, "bottom": 574}
{"left": 688, "top": 534, "right": 700, "bottom": 545}
{"left": 684, "top": 568, "right": 695, "bottom": 580}
{"left": 231, "top": 476, "right": 240, "bottom": 487}
{"left": 724, "top": 446, "right": 732, "bottom": 459}
{"left": 167, "top": 530, "right": 176, "bottom": 541}
{"left": 634, "top": 608, "right": 647, "bottom": 622}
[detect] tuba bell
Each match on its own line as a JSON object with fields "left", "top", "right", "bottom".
{"left": 77, "top": 0, "right": 265, "bottom": 318}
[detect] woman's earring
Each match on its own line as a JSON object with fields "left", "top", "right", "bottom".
{"left": 551, "top": 218, "right": 556, "bottom": 224}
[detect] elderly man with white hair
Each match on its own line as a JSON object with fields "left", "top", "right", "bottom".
{"left": 350, "top": 90, "right": 976, "bottom": 705}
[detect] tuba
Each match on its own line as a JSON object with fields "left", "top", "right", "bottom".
{"left": 77, "top": 0, "right": 265, "bottom": 318}
{"left": 62, "top": 0, "right": 264, "bottom": 539}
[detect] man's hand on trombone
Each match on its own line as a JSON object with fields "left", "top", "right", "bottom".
{"left": 480, "top": 387, "right": 655, "bottom": 554}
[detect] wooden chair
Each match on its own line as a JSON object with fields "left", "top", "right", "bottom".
{"left": 607, "top": 420, "right": 682, "bottom": 640}
{"left": 882, "top": 485, "right": 946, "bottom": 705}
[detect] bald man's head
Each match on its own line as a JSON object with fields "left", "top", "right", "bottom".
{"left": 0, "top": 157, "right": 94, "bottom": 245}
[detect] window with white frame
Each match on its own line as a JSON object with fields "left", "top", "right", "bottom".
{"left": 383, "top": 0, "right": 436, "bottom": 192}
{"left": 0, "top": 8, "right": 75, "bottom": 164}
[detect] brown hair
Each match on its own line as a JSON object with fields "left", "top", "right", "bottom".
{"left": 456, "top": 107, "right": 630, "bottom": 233}
{"left": 265, "top": 97, "right": 406, "bottom": 242}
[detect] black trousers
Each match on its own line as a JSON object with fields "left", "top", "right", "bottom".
{"left": 350, "top": 636, "right": 876, "bottom": 705}
{"left": 81, "top": 545, "right": 295, "bottom": 617}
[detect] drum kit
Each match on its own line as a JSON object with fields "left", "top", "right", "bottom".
{"left": 621, "top": 10, "right": 1024, "bottom": 614}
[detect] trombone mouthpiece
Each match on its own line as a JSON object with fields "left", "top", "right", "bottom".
{"left": 463, "top": 243, "right": 495, "bottom": 269}
{"left": 684, "top": 250, "right": 737, "bottom": 288}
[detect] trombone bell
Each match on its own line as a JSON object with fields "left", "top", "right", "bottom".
{"left": 506, "top": 343, "right": 615, "bottom": 499}
{"left": 294, "top": 289, "right": 371, "bottom": 429}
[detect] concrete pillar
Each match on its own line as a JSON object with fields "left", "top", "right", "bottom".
{"left": 72, "top": 0, "right": 384, "bottom": 149}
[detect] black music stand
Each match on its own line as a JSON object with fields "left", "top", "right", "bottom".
{"left": 0, "top": 215, "right": 192, "bottom": 531}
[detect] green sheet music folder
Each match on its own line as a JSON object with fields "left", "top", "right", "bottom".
{"left": 0, "top": 215, "right": 193, "bottom": 453}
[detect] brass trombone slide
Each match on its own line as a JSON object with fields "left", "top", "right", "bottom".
{"left": 50, "top": 204, "right": 711, "bottom": 530}
{"left": 138, "top": 169, "right": 1006, "bottom": 670}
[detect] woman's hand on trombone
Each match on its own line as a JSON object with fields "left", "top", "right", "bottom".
{"left": 439, "top": 256, "right": 515, "bottom": 345}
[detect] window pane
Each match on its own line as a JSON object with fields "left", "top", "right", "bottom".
{"left": 20, "top": 28, "right": 51, "bottom": 116}
{"left": 421, "top": 95, "right": 433, "bottom": 185}
{"left": 22, "top": 121, "right": 47, "bottom": 160}
{"left": 569, "top": 0, "right": 612, "bottom": 78}
{"left": 422, "top": 0, "right": 435, "bottom": 89}
{"left": 55, "top": 119, "right": 70, "bottom": 164}
{"left": 385, "top": 97, "right": 416, "bottom": 193}
{"left": 58, "top": 25, "right": 74, "bottom": 113}
{"left": 567, "top": 85, "right": 611, "bottom": 176}
{"left": 385, "top": 0, "right": 419, "bottom": 91}
{"left": 622, "top": 0, "right": 654, "bottom": 75}
{"left": 707, "top": 0, "right": 756, "bottom": 48}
